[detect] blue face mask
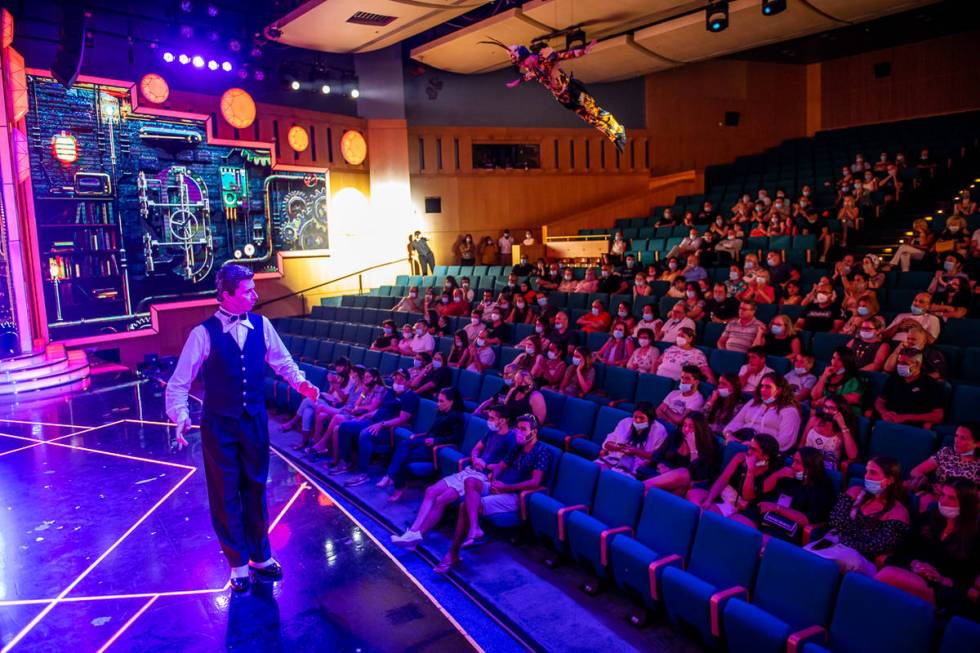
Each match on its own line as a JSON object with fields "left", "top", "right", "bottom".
{"left": 857, "top": 306, "right": 870, "bottom": 316}
{"left": 943, "top": 261, "right": 955, "bottom": 272}
{"left": 864, "top": 479, "right": 883, "bottom": 495}
{"left": 910, "top": 305, "right": 924, "bottom": 315}
{"left": 678, "top": 382, "right": 692, "bottom": 393}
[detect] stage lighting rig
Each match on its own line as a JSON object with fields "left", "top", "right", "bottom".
{"left": 762, "top": 0, "right": 786, "bottom": 16}
{"left": 706, "top": 1, "right": 729, "bottom": 33}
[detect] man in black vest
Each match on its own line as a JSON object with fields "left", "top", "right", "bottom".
{"left": 166, "top": 263, "right": 319, "bottom": 592}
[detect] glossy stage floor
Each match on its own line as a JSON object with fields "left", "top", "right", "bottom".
{"left": 0, "top": 372, "right": 478, "bottom": 652}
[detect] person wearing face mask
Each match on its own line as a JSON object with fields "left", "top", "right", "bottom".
{"left": 530, "top": 341, "right": 568, "bottom": 390}
{"left": 397, "top": 325, "right": 416, "bottom": 356}
{"left": 407, "top": 352, "right": 432, "bottom": 387}
{"left": 680, "top": 283, "right": 706, "bottom": 321}
{"left": 666, "top": 228, "right": 703, "bottom": 260}
{"left": 839, "top": 294, "right": 880, "bottom": 336}
{"left": 805, "top": 457, "right": 909, "bottom": 576}
{"left": 512, "top": 255, "right": 534, "bottom": 278}
{"left": 876, "top": 479, "right": 979, "bottom": 612}
{"left": 703, "top": 373, "right": 743, "bottom": 434}
{"left": 631, "top": 304, "right": 658, "bottom": 337}
{"left": 459, "top": 276, "right": 476, "bottom": 303}
{"left": 754, "top": 314, "right": 802, "bottom": 358}
{"left": 625, "top": 327, "right": 659, "bottom": 374}
{"left": 725, "top": 265, "right": 747, "bottom": 298}
{"left": 537, "top": 265, "right": 563, "bottom": 291}
{"left": 688, "top": 433, "right": 782, "bottom": 527}
{"left": 608, "top": 230, "right": 629, "bottom": 266}
{"left": 632, "top": 273, "right": 654, "bottom": 298}
{"left": 659, "top": 257, "right": 683, "bottom": 283}
{"left": 575, "top": 267, "right": 600, "bottom": 294}
{"left": 796, "top": 285, "right": 844, "bottom": 333}
{"left": 597, "top": 404, "right": 667, "bottom": 478}
{"left": 371, "top": 319, "right": 402, "bottom": 353}
{"left": 438, "top": 288, "right": 471, "bottom": 317}
{"left": 393, "top": 286, "right": 424, "bottom": 313}
{"left": 596, "top": 264, "right": 628, "bottom": 295}
{"left": 379, "top": 388, "right": 466, "bottom": 503}
{"left": 484, "top": 304, "right": 510, "bottom": 345}
{"left": 338, "top": 369, "right": 421, "bottom": 488}
{"left": 435, "top": 414, "right": 553, "bottom": 573}
{"left": 845, "top": 318, "right": 890, "bottom": 372}
{"left": 934, "top": 215, "right": 971, "bottom": 261}
{"left": 714, "top": 225, "right": 744, "bottom": 262}
{"left": 576, "top": 299, "right": 611, "bottom": 333}
{"left": 463, "top": 309, "right": 484, "bottom": 342}
{"left": 408, "top": 320, "right": 435, "bottom": 355}
{"left": 480, "top": 369, "right": 547, "bottom": 426}
{"left": 593, "top": 320, "right": 635, "bottom": 367}
{"left": 559, "top": 347, "right": 596, "bottom": 398}
{"left": 757, "top": 447, "right": 838, "bottom": 542}
{"left": 811, "top": 347, "right": 867, "bottom": 414}
{"left": 655, "top": 207, "right": 677, "bottom": 228}
{"left": 681, "top": 253, "right": 708, "bottom": 283}
{"left": 414, "top": 353, "right": 452, "bottom": 399}
{"left": 882, "top": 292, "right": 940, "bottom": 344}
{"left": 458, "top": 234, "right": 476, "bottom": 266}
{"left": 797, "top": 395, "right": 859, "bottom": 470}
{"left": 316, "top": 368, "right": 388, "bottom": 472}
{"left": 392, "top": 406, "right": 517, "bottom": 545}
{"left": 503, "top": 335, "right": 542, "bottom": 382}
{"left": 507, "top": 292, "right": 534, "bottom": 324}
{"left": 460, "top": 328, "right": 497, "bottom": 374}
{"left": 652, "top": 327, "right": 715, "bottom": 383}
{"left": 929, "top": 253, "right": 969, "bottom": 295}
{"left": 723, "top": 373, "right": 800, "bottom": 452}
{"left": 642, "top": 412, "right": 720, "bottom": 496}
{"left": 448, "top": 329, "right": 470, "bottom": 368}
{"left": 656, "top": 366, "right": 705, "bottom": 426}
{"left": 907, "top": 423, "right": 980, "bottom": 505}
{"left": 875, "top": 352, "right": 945, "bottom": 427}
{"left": 497, "top": 229, "right": 514, "bottom": 266}
{"left": 532, "top": 293, "right": 558, "bottom": 322}
{"left": 546, "top": 311, "right": 578, "bottom": 355}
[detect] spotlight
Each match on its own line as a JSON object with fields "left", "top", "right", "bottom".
{"left": 207, "top": 4, "right": 219, "bottom": 17}
{"left": 229, "top": 39, "right": 241, "bottom": 52}
{"left": 221, "top": 61, "right": 232, "bottom": 72}
{"left": 706, "top": 0, "right": 729, "bottom": 32}
{"left": 320, "top": 84, "right": 331, "bottom": 94}
{"left": 254, "top": 69, "right": 265, "bottom": 81}
{"left": 290, "top": 80, "right": 301, "bottom": 91}
{"left": 207, "top": 59, "right": 218, "bottom": 70}
{"left": 350, "top": 88, "right": 360, "bottom": 99}
{"left": 192, "top": 55, "right": 205, "bottom": 68}
{"left": 250, "top": 46, "right": 263, "bottom": 58}
{"left": 163, "top": 51, "right": 175, "bottom": 63}
{"left": 178, "top": 53, "right": 190, "bottom": 65}
{"left": 761, "top": 0, "right": 786, "bottom": 15}
{"left": 180, "top": 25, "right": 193, "bottom": 39}
{"left": 237, "top": 68, "right": 249, "bottom": 80}
{"left": 180, "top": 0, "right": 192, "bottom": 12}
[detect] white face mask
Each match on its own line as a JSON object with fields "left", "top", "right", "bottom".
{"left": 591, "top": 307, "right": 600, "bottom": 316}
{"left": 638, "top": 338, "right": 650, "bottom": 347}
{"left": 525, "top": 347, "right": 535, "bottom": 356}
{"left": 491, "top": 313, "right": 501, "bottom": 322}
{"left": 546, "top": 351, "right": 558, "bottom": 360}
{"left": 471, "top": 317, "right": 481, "bottom": 325}
{"left": 718, "top": 387, "right": 732, "bottom": 398}
{"left": 572, "top": 356, "right": 582, "bottom": 366}
{"left": 642, "top": 313, "right": 654, "bottom": 322}
{"left": 476, "top": 338, "right": 486, "bottom": 347}
{"left": 633, "top": 420, "right": 649, "bottom": 431}
{"left": 392, "top": 383, "right": 405, "bottom": 393}
{"left": 535, "top": 325, "right": 545, "bottom": 334}
{"left": 816, "top": 293, "right": 829, "bottom": 304}
{"left": 675, "top": 336, "right": 688, "bottom": 347}
{"left": 938, "top": 504, "right": 960, "bottom": 519}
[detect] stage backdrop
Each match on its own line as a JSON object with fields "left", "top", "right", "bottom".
{"left": 25, "top": 75, "right": 329, "bottom": 341}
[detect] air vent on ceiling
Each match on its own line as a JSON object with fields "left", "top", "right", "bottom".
{"left": 347, "top": 11, "right": 397, "bottom": 27}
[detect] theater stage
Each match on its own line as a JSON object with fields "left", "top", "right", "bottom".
{"left": 0, "top": 373, "right": 478, "bottom": 652}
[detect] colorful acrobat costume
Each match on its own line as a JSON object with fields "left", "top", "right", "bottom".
{"left": 486, "top": 39, "right": 627, "bottom": 152}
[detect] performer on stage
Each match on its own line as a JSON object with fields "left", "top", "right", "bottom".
{"left": 166, "top": 263, "right": 319, "bottom": 592}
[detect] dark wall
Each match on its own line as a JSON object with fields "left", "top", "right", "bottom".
{"left": 404, "top": 65, "right": 645, "bottom": 129}
{"left": 8, "top": 0, "right": 359, "bottom": 116}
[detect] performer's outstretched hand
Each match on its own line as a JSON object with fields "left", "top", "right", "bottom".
{"left": 299, "top": 381, "right": 319, "bottom": 403}
{"left": 175, "top": 416, "right": 193, "bottom": 450}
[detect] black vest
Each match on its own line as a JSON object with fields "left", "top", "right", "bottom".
{"left": 200, "top": 313, "right": 266, "bottom": 418}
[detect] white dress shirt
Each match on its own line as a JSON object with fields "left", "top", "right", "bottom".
{"left": 165, "top": 311, "right": 307, "bottom": 424}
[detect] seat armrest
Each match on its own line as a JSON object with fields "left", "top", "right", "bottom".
{"left": 562, "top": 433, "right": 588, "bottom": 451}
{"left": 648, "top": 554, "right": 684, "bottom": 602}
{"left": 608, "top": 398, "right": 626, "bottom": 407}
{"left": 802, "top": 522, "right": 825, "bottom": 546}
{"left": 519, "top": 487, "right": 547, "bottom": 521}
{"left": 787, "top": 625, "right": 826, "bottom": 653}
{"left": 456, "top": 456, "right": 472, "bottom": 472}
{"left": 710, "top": 586, "right": 749, "bottom": 637}
{"left": 557, "top": 504, "right": 589, "bottom": 541}
{"left": 599, "top": 526, "right": 633, "bottom": 566}
{"left": 431, "top": 444, "right": 455, "bottom": 466}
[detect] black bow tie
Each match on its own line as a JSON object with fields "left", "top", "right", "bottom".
{"left": 220, "top": 311, "right": 245, "bottom": 323}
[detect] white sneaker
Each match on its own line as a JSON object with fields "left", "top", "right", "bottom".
{"left": 391, "top": 530, "right": 422, "bottom": 544}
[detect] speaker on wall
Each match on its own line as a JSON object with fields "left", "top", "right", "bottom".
{"left": 724, "top": 111, "right": 741, "bottom": 127}
{"left": 52, "top": 4, "right": 87, "bottom": 89}
{"left": 424, "top": 197, "right": 442, "bottom": 214}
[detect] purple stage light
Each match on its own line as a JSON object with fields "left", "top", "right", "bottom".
{"left": 250, "top": 46, "right": 262, "bottom": 58}
{"left": 253, "top": 70, "right": 265, "bottom": 81}
{"left": 178, "top": 54, "right": 190, "bottom": 65}
{"left": 180, "top": 0, "right": 192, "bottom": 12}
{"left": 163, "top": 52, "right": 175, "bottom": 63}
{"left": 237, "top": 68, "right": 248, "bottom": 80}
{"left": 180, "top": 25, "right": 193, "bottom": 39}
{"left": 229, "top": 39, "right": 241, "bottom": 52}
{"left": 192, "top": 55, "right": 205, "bottom": 68}
{"left": 221, "top": 61, "right": 232, "bottom": 72}
{"left": 207, "top": 4, "right": 219, "bottom": 17}
{"left": 207, "top": 60, "right": 218, "bottom": 71}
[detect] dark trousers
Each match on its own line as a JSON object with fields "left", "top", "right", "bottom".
{"left": 200, "top": 410, "right": 271, "bottom": 568}
{"left": 418, "top": 253, "right": 435, "bottom": 275}
{"left": 356, "top": 426, "right": 393, "bottom": 473}
{"left": 386, "top": 438, "right": 433, "bottom": 489}
{"left": 336, "top": 418, "right": 372, "bottom": 462}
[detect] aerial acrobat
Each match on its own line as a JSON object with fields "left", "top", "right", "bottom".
{"left": 483, "top": 38, "right": 627, "bottom": 152}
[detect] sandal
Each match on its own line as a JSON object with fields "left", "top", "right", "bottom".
{"left": 433, "top": 555, "right": 460, "bottom": 575}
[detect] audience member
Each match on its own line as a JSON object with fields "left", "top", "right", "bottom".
{"left": 689, "top": 433, "right": 782, "bottom": 527}
{"left": 757, "top": 447, "right": 838, "bottom": 542}
{"left": 718, "top": 301, "right": 765, "bottom": 353}
{"left": 738, "top": 346, "right": 775, "bottom": 394}
{"left": 874, "top": 352, "right": 945, "bottom": 427}
{"left": 559, "top": 347, "right": 596, "bottom": 398}
{"left": 593, "top": 321, "right": 634, "bottom": 367}
{"left": 653, "top": 327, "right": 714, "bottom": 382}
{"left": 812, "top": 347, "right": 867, "bottom": 414}
{"left": 596, "top": 404, "right": 668, "bottom": 478}
{"left": 655, "top": 366, "right": 706, "bottom": 427}
{"left": 654, "top": 301, "right": 696, "bottom": 344}
{"left": 723, "top": 373, "right": 800, "bottom": 452}
{"left": 906, "top": 423, "right": 980, "bottom": 506}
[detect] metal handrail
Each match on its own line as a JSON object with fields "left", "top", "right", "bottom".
{"left": 255, "top": 257, "right": 407, "bottom": 309}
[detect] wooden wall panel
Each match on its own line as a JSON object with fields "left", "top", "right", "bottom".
{"left": 818, "top": 30, "right": 980, "bottom": 130}
{"left": 644, "top": 59, "right": 808, "bottom": 176}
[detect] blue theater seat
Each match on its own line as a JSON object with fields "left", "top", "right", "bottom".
{"left": 392, "top": 399, "right": 437, "bottom": 443}
{"left": 564, "top": 471, "right": 644, "bottom": 582}
{"left": 801, "top": 574, "right": 934, "bottom": 653}
{"left": 723, "top": 538, "right": 840, "bottom": 653}
{"left": 567, "top": 405, "right": 631, "bottom": 459}
{"left": 527, "top": 454, "right": 600, "bottom": 554}
{"left": 938, "top": 616, "right": 980, "bottom": 653}
{"left": 435, "top": 415, "right": 487, "bottom": 477}
{"left": 609, "top": 488, "right": 700, "bottom": 611}
{"left": 660, "top": 511, "right": 763, "bottom": 645}
{"left": 539, "top": 396, "right": 597, "bottom": 448}
{"left": 484, "top": 443, "right": 561, "bottom": 530}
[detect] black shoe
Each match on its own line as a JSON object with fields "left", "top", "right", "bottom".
{"left": 230, "top": 576, "right": 251, "bottom": 593}
{"left": 250, "top": 561, "right": 283, "bottom": 581}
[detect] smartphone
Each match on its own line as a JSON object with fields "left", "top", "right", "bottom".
{"left": 811, "top": 538, "right": 834, "bottom": 551}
